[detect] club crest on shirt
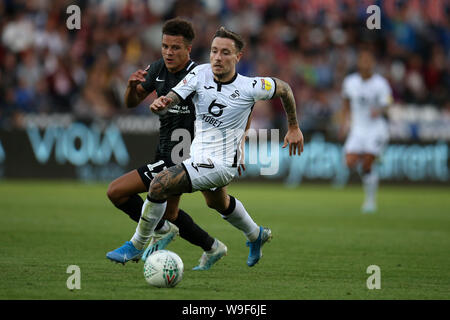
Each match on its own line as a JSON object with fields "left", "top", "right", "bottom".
{"left": 229, "top": 90, "right": 240, "bottom": 100}
{"left": 261, "top": 78, "right": 272, "bottom": 91}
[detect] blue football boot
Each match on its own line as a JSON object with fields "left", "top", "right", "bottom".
{"left": 246, "top": 226, "right": 272, "bottom": 267}
{"left": 106, "top": 241, "right": 144, "bottom": 264}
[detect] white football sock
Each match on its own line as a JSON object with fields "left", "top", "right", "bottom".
{"left": 221, "top": 197, "right": 260, "bottom": 242}
{"left": 131, "top": 197, "right": 167, "bottom": 250}
{"left": 362, "top": 169, "right": 379, "bottom": 205}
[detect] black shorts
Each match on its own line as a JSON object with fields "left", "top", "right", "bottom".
{"left": 136, "top": 158, "right": 172, "bottom": 190}
{"left": 137, "top": 158, "right": 188, "bottom": 197}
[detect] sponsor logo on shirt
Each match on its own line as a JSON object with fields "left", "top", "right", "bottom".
{"left": 201, "top": 114, "right": 223, "bottom": 127}
{"left": 168, "top": 105, "right": 191, "bottom": 114}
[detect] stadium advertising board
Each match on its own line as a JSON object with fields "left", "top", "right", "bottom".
{"left": 0, "top": 116, "right": 158, "bottom": 182}
{"left": 0, "top": 116, "right": 448, "bottom": 184}
{"left": 243, "top": 134, "right": 448, "bottom": 186}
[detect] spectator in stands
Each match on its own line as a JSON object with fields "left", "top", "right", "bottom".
{"left": 0, "top": 0, "right": 448, "bottom": 136}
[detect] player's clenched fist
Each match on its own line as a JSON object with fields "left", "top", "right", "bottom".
{"left": 149, "top": 96, "right": 173, "bottom": 114}
{"left": 128, "top": 65, "right": 150, "bottom": 88}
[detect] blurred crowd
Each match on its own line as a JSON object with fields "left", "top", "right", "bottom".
{"left": 1, "top": 0, "right": 449, "bottom": 136}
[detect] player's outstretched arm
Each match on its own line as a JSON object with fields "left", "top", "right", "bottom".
{"left": 149, "top": 90, "right": 181, "bottom": 114}
{"left": 272, "top": 78, "right": 304, "bottom": 156}
{"left": 125, "top": 65, "right": 150, "bottom": 108}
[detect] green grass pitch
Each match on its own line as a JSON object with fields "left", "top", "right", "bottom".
{"left": 0, "top": 180, "right": 449, "bottom": 300}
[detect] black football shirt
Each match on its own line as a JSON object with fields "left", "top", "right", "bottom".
{"left": 140, "top": 58, "right": 196, "bottom": 165}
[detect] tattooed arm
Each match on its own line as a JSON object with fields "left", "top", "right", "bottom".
{"left": 272, "top": 78, "right": 304, "bottom": 156}
{"left": 272, "top": 78, "right": 299, "bottom": 128}
{"left": 149, "top": 90, "right": 181, "bottom": 114}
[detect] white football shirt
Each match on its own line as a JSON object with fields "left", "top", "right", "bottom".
{"left": 342, "top": 72, "right": 392, "bottom": 135}
{"left": 172, "top": 64, "right": 276, "bottom": 167}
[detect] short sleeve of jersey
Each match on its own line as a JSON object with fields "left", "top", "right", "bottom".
{"left": 140, "top": 62, "right": 161, "bottom": 93}
{"left": 378, "top": 78, "right": 393, "bottom": 107}
{"left": 171, "top": 65, "right": 202, "bottom": 100}
{"left": 251, "top": 77, "right": 276, "bottom": 101}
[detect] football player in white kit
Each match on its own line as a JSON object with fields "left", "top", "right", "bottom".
{"left": 340, "top": 49, "right": 392, "bottom": 213}
{"left": 107, "top": 27, "right": 304, "bottom": 267}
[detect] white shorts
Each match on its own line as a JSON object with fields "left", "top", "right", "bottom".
{"left": 344, "top": 129, "right": 389, "bottom": 156}
{"left": 182, "top": 156, "right": 237, "bottom": 192}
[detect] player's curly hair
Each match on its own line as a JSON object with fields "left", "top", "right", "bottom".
{"left": 162, "top": 18, "right": 195, "bottom": 45}
{"left": 213, "top": 27, "right": 245, "bottom": 52}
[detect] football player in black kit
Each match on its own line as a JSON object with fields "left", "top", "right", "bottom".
{"left": 106, "top": 18, "right": 227, "bottom": 270}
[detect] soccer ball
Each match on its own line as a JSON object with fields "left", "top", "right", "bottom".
{"left": 143, "top": 250, "right": 184, "bottom": 288}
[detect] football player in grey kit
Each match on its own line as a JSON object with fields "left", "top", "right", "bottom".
{"left": 108, "top": 27, "right": 304, "bottom": 267}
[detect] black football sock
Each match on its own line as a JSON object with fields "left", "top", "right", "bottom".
{"left": 172, "top": 209, "right": 215, "bottom": 251}
{"left": 115, "top": 194, "right": 143, "bottom": 222}
{"left": 154, "top": 218, "right": 167, "bottom": 231}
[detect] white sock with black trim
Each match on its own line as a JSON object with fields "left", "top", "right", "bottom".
{"left": 130, "top": 196, "right": 167, "bottom": 250}
{"left": 221, "top": 196, "right": 260, "bottom": 242}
